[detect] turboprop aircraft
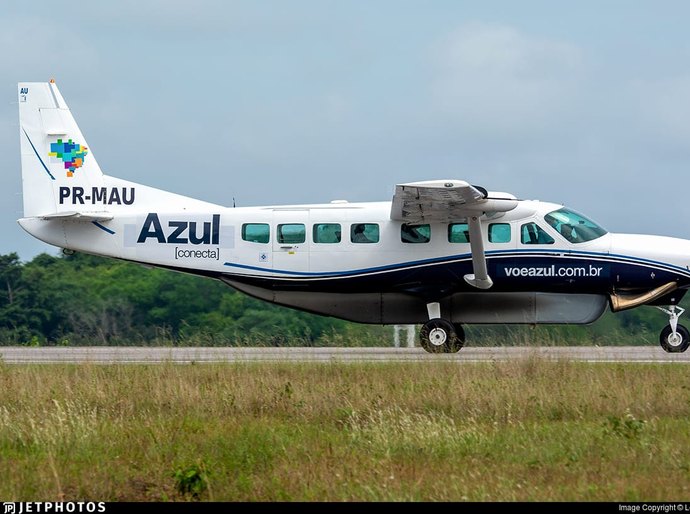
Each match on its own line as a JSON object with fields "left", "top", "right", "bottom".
{"left": 16, "top": 81, "right": 690, "bottom": 353}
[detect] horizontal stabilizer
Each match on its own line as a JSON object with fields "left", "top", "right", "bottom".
{"left": 38, "top": 211, "right": 114, "bottom": 222}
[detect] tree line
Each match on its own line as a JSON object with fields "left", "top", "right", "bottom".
{"left": 0, "top": 251, "right": 676, "bottom": 346}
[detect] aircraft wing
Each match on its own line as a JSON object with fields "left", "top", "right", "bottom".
{"left": 390, "top": 180, "right": 518, "bottom": 290}
{"left": 390, "top": 179, "right": 516, "bottom": 223}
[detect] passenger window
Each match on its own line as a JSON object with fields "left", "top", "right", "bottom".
{"left": 401, "top": 224, "right": 430, "bottom": 244}
{"left": 242, "top": 223, "right": 269, "bottom": 244}
{"left": 488, "top": 223, "right": 511, "bottom": 243}
{"left": 351, "top": 223, "right": 379, "bottom": 244}
{"left": 277, "top": 223, "right": 305, "bottom": 244}
{"left": 448, "top": 223, "right": 470, "bottom": 243}
{"left": 313, "top": 223, "right": 342, "bottom": 244}
{"left": 520, "top": 222, "right": 554, "bottom": 245}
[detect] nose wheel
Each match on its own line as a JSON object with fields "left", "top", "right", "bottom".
{"left": 657, "top": 306, "right": 690, "bottom": 353}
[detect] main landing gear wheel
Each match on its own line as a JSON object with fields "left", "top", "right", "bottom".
{"left": 420, "top": 319, "right": 462, "bottom": 353}
{"left": 660, "top": 324, "right": 690, "bottom": 353}
{"left": 453, "top": 323, "right": 466, "bottom": 350}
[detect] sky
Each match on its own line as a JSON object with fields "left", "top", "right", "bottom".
{"left": 3, "top": 1, "right": 690, "bottom": 261}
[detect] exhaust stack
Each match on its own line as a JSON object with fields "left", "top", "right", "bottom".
{"left": 610, "top": 281, "right": 678, "bottom": 312}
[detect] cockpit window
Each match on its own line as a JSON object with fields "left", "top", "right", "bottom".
{"left": 544, "top": 208, "right": 607, "bottom": 244}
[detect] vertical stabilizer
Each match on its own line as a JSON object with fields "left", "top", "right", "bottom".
{"left": 18, "top": 81, "right": 105, "bottom": 217}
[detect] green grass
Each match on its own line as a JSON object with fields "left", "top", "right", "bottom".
{"left": 1, "top": 360, "right": 690, "bottom": 501}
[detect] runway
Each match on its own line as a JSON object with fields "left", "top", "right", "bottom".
{"left": 0, "top": 346, "right": 689, "bottom": 364}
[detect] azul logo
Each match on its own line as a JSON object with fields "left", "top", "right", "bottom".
{"left": 49, "top": 139, "right": 88, "bottom": 177}
{"left": 137, "top": 213, "right": 220, "bottom": 245}
{"left": 59, "top": 186, "right": 135, "bottom": 205}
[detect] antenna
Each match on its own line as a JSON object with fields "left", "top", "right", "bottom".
{"left": 232, "top": 197, "right": 236, "bottom": 208}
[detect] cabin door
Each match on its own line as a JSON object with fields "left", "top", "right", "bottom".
{"left": 272, "top": 209, "right": 310, "bottom": 273}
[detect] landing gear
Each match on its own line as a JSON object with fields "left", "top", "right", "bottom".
{"left": 660, "top": 325, "right": 690, "bottom": 353}
{"left": 420, "top": 319, "right": 461, "bottom": 353}
{"left": 453, "top": 323, "right": 466, "bottom": 349}
{"left": 657, "top": 305, "right": 690, "bottom": 353}
{"left": 419, "top": 302, "right": 465, "bottom": 353}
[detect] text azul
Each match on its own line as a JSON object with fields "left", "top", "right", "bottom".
{"left": 137, "top": 213, "right": 221, "bottom": 245}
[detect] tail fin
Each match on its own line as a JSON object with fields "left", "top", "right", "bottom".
{"left": 18, "top": 80, "right": 105, "bottom": 218}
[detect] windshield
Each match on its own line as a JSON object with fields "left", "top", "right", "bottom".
{"left": 544, "top": 208, "right": 608, "bottom": 244}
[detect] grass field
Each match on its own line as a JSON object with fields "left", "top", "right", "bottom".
{"left": 1, "top": 359, "right": 690, "bottom": 501}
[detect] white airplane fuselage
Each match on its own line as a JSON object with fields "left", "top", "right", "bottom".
{"left": 16, "top": 81, "right": 690, "bottom": 353}
{"left": 18, "top": 187, "right": 690, "bottom": 325}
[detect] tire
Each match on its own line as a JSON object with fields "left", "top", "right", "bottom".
{"left": 659, "top": 324, "right": 690, "bottom": 353}
{"left": 452, "top": 323, "right": 466, "bottom": 352}
{"left": 420, "top": 319, "right": 457, "bottom": 353}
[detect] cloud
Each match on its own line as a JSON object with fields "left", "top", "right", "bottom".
{"left": 627, "top": 75, "right": 690, "bottom": 144}
{"left": 431, "top": 22, "right": 586, "bottom": 136}
{"left": 0, "top": 15, "right": 100, "bottom": 79}
{"left": 71, "top": 1, "right": 313, "bottom": 36}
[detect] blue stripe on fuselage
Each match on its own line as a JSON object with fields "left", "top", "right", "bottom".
{"left": 224, "top": 248, "right": 690, "bottom": 282}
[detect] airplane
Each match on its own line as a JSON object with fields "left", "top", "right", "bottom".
{"left": 16, "top": 80, "right": 690, "bottom": 353}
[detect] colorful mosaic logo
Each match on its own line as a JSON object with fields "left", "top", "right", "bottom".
{"left": 48, "top": 139, "right": 88, "bottom": 177}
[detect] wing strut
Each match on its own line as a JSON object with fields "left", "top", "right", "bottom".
{"left": 464, "top": 215, "right": 493, "bottom": 289}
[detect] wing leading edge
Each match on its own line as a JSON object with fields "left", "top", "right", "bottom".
{"left": 390, "top": 180, "right": 518, "bottom": 290}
